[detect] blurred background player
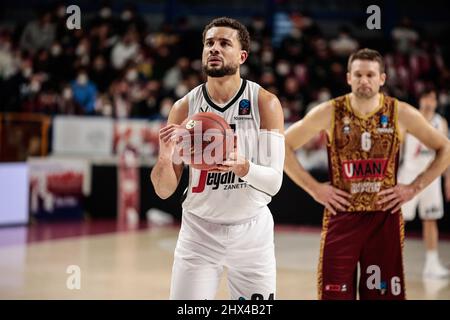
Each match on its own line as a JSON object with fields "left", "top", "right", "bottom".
{"left": 284, "top": 48, "right": 450, "bottom": 300}
{"left": 398, "top": 88, "right": 450, "bottom": 278}
{"left": 150, "top": 17, "right": 285, "bottom": 300}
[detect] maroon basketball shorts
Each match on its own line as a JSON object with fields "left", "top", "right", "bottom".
{"left": 318, "top": 210, "right": 405, "bottom": 300}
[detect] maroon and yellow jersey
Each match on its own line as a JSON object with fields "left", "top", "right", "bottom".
{"left": 327, "top": 94, "right": 401, "bottom": 212}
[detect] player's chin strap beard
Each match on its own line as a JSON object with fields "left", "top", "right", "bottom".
{"left": 202, "top": 64, "right": 238, "bottom": 78}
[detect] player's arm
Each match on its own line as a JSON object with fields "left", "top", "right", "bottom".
{"left": 440, "top": 117, "right": 450, "bottom": 201}
{"left": 284, "top": 101, "right": 351, "bottom": 215}
{"left": 216, "top": 88, "right": 285, "bottom": 196}
{"left": 150, "top": 96, "right": 188, "bottom": 199}
{"left": 378, "top": 102, "right": 450, "bottom": 212}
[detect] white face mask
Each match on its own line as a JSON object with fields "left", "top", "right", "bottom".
{"left": 30, "top": 80, "right": 41, "bottom": 93}
{"left": 77, "top": 74, "right": 88, "bottom": 85}
{"left": 51, "top": 45, "right": 62, "bottom": 56}
{"left": 76, "top": 45, "right": 87, "bottom": 56}
{"left": 160, "top": 100, "right": 172, "bottom": 118}
{"left": 100, "top": 8, "right": 112, "bottom": 18}
{"left": 63, "top": 88, "right": 72, "bottom": 99}
{"left": 121, "top": 11, "right": 132, "bottom": 21}
{"left": 261, "top": 51, "right": 273, "bottom": 64}
{"left": 22, "top": 67, "right": 33, "bottom": 78}
{"left": 276, "top": 62, "right": 290, "bottom": 76}
{"left": 318, "top": 90, "right": 331, "bottom": 102}
{"left": 126, "top": 69, "right": 138, "bottom": 82}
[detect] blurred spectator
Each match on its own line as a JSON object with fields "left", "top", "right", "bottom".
{"left": 90, "top": 54, "right": 114, "bottom": 93}
{"left": 111, "top": 30, "right": 140, "bottom": 70}
{"left": 0, "top": 31, "right": 17, "bottom": 80}
{"left": 118, "top": 4, "right": 147, "bottom": 35}
{"left": 330, "top": 26, "right": 359, "bottom": 58}
{"left": 391, "top": 17, "right": 419, "bottom": 54}
{"left": 163, "top": 57, "right": 191, "bottom": 92}
{"left": 20, "top": 10, "right": 56, "bottom": 54}
{"left": 71, "top": 69, "right": 97, "bottom": 114}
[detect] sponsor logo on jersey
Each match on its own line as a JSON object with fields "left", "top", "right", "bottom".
{"left": 192, "top": 170, "right": 247, "bottom": 193}
{"left": 185, "top": 119, "right": 196, "bottom": 130}
{"left": 342, "top": 116, "right": 351, "bottom": 134}
{"left": 238, "top": 99, "right": 251, "bottom": 115}
{"left": 350, "top": 181, "right": 382, "bottom": 194}
{"left": 377, "top": 114, "right": 394, "bottom": 133}
{"left": 200, "top": 106, "right": 209, "bottom": 113}
{"left": 342, "top": 158, "right": 388, "bottom": 180}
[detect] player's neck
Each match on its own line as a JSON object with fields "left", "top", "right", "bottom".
{"left": 349, "top": 92, "right": 382, "bottom": 116}
{"left": 206, "top": 74, "right": 242, "bottom": 104}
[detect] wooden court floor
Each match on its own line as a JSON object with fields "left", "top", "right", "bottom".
{"left": 0, "top": 223, "right": 449, "bottom": 300}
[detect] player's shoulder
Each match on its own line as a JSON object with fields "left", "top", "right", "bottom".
{"left": 168, "top": 95, "right": 189, "bottom": 124}
{"left": 396, "top": 100, "right": 420, "bottom": 119}
{"left": 257, "top": 86, "right": 282, "bottom": 111}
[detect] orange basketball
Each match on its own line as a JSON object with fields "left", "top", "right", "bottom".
{"left": 178, "top": 112, "right": 233, "bottom": 170}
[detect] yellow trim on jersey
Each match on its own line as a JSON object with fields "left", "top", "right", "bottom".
{"left": 327, "top": 99, "right": 336, "bottom": 145}
{"left": 318, "top": 210, "right": 331, "bottom": 300}
{"left": 394, "top": 98, "right": 403, "bottom": 142}
{"left": 345, "top": 93, "right": 385, "bottom": 120}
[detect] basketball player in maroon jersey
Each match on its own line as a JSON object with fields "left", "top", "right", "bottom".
{"left": 284, "top": 48, "right": 450, "bottom": 300}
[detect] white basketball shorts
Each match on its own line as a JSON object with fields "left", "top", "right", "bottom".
{"left": 398, "top": 169, "right": 444, "bottom": 221}
{"left": 169, "top": 207, "right": 276, "bottom": 300}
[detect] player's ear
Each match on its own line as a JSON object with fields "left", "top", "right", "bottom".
{"left": 346, "top": 72, "right": 351, "bottom": 86}
{"left": 380, "top": 72, "right": 386, "bottom": 86}
{"left": 240, "top": 50, "right": 248, "bottom": 64}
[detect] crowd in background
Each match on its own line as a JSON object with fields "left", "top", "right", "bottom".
{"left": 0, "top": 3, "right": 449, "bottom": 125}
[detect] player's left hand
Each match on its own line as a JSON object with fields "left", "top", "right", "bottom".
{"left": 376, "top": 183, "right": 416, "bottom": 213}
{"left": 214, "top": 151, "right": 249, "bottom": 177}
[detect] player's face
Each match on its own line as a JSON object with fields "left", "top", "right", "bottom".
{"left": 420, "top": 92, "right": 437, "bottom": 112}
{"left": 347, "top": 60, "right": 386, "bottom": 99}
{"left": 202, "top": 27, "right": 248, "bottom": 78}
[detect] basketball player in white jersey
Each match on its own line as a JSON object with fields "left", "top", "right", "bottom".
{"left": 398, "top": 88, "right": 449, "bottom": 278}
{"left": 151, "top": 17, "right": 285, "bottom": 300}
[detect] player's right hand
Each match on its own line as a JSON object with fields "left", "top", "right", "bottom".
{"left": 311, "top": 182, "right": 352, "bottom": 215}
{"left": 158, "top": 124, "right": 182, "bottom": 160}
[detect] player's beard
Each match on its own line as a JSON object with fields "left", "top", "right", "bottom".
{"left": 203, "top": 62, "right": 239, "bottom": 77}
{"left": 355, "top": 87, "right": 377, "bottom": 99}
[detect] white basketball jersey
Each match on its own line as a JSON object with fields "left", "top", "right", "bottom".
{"left": 182, "top": 79, "right": 271, "bottom": 223}
{"left": 401, "top": 114, "right": 443, "bottom": 174}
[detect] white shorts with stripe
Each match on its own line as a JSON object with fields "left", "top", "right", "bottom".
{"left": 398, "top": 169, "right": 444, "bottom": 221}
{"left": 170, "top": 207, "right": 276, "bottom": 300}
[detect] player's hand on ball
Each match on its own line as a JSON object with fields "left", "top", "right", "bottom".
{"left": 312, "top": 182, "right": 352, "bottom": 215}
{"left": 376, "top": 183, "right": 416, "bottom": 213}
{"left": 158, "top": 124, "right": 182, "bottom": 160}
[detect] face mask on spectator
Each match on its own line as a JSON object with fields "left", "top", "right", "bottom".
{"left": 160, "top": 99, "right": 172, "bottom": 118}
{"left": 77, "top": 73, "right": 88, "bottom": 85}
{"left": 318, "top": 90, "right": 331, "bottom": 102}
{"left": 63, "top": 88, "right": 73, "bottom": 99}
{"left": 121, "top": 11, "right": 132, "bottom": 21}
{"left": 126, "top": 69, "right": 138, "bottom": 82}
{"left": 51, "top": 45, "right": 62, "bottom": 56}
{"left": 261, "top": 50, "right": 273, "bottom": 64}
{"left": 76, "top": 45, "right": 87, "bottom": 56}
{"left": 22, "top": 67, "right": 33, "bottom": 78}
{"left": 276, "top": 62, "right": 290, "bottom": 76}
{"left": 30, "top": 80, "right": 41, "bottom": 93}
{"left": 100, "top": 8, "right": 112, "bottom": 18}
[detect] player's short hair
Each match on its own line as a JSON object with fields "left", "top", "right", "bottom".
{"left": 347, "top": 48, "right": 385, "bottom": 73}
{"left": 419, "top": 86, "right": 437, "bottom": 98}
{"left": 202, "top": 17, "right": 250, "bottom": 53}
